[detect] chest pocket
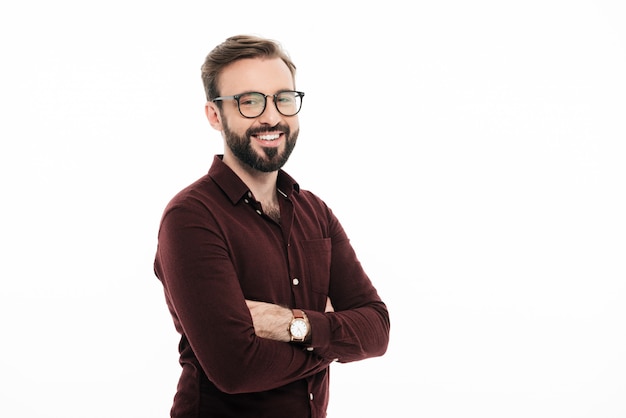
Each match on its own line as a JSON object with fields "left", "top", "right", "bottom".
{"left": 301, "top": 238, "right": 331, "bottom": 295}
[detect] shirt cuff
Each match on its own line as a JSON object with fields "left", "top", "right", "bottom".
{"left": 303, "top": 310, "right": 332, "bottom": 352}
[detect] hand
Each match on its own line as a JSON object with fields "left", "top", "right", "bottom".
{"left": 245, "top": 300, "right": 291, "bottom": 342}
{"left": 245, "top": 298, "right": 334, "bottom": 342}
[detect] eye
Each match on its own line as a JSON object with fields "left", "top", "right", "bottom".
{"left": 276, "top": 92, "right": 296, "bottom": 104}
{"left": 239, "top": 93, "right": 264, "bottom": 107}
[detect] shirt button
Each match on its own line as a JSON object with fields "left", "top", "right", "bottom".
{"left": 244, "top": 199, "right": 249, "bottom": 204}
{"left": 247, "top": 191, "right": 253, "bottom": 198}
{"left": 292, "top": 278, "right": 299, "bottom": 286}
{"left": 309, "top": 393, "right": 314, "bottom": 401}
{"left": 306, "top": 347, "right": 314, "bottom": 352}
{"left": 255, "top": 209, "right": 263, "bottom": 215}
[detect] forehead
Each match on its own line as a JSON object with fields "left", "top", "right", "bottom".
{"left": 218, "top": 57, "right": 295, "bottom": 95}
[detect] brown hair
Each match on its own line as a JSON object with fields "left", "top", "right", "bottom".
{"left": 201, "top": 35, "right": 297, "bottom": 101}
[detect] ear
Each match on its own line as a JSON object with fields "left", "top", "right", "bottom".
{"left": 205, "top": 102, "right": 223, "bottom": 131}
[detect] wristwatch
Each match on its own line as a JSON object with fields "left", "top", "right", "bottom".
{"left": 289, "top": 309, "right": 309, "bottom": 342}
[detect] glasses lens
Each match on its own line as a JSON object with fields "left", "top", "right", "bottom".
{"left": 237, "top": 92, "right": 266, "bottom": 117}
{"left": 275, "top": 91, "right": 302, "bottom": 116}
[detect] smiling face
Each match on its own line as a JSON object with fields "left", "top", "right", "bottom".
{"left": 205, "top": 57, "right": 300, "bottom": 173}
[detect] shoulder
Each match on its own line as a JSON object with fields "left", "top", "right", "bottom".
{"left": 157, "top": 173, "right": 227, "bottom": 228}
{"left": 167, "top": 174, "right": 215, "bottom": 208}
{"left": 295, "top": 188, "right": 327, "bottom": 208}
{"left": 292, "top": 187, "right": 342, "bottom": 232}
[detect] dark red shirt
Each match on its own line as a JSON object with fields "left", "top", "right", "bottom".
{"left": 154, "top": 155, "right": 390, "bottom": 418}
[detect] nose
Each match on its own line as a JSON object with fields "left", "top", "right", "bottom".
{"left": 257, "top": 96, "right": 282, "bottom": 125}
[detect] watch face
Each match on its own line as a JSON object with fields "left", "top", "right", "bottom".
{"left": 290, "top": 319, "right": 308, "bottom": 338}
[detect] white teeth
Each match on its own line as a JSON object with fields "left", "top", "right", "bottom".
{"left": 258, "top": 134, "right": 280, "bottom": 141}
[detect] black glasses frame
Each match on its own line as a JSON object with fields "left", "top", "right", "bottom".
{"left": 212, "top": 90, "right": 305, "bottom": 118}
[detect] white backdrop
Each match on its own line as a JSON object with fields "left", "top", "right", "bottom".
{"left": 1, "top": 1, "right": 625, "bottom": 417}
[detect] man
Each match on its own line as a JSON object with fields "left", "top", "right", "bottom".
{"left": 154, "top": 34, "right": 390, "bottom": 418}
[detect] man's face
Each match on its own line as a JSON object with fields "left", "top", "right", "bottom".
{"left": 209, "top": 57, "right": 300, "bottom": 173}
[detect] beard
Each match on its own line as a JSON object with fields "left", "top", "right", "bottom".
{"left": 223, "top": 120, "right": 298, "bottom": 173}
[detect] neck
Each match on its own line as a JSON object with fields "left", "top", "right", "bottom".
{"left": 222, "top": 153, "right": 279, "bottom": 204}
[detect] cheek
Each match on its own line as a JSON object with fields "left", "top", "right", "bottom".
{"left": 222, "top": 114, "right": 249, "bottom": 135}
{"left": 286, "top": 119, "right": 299, "bottom": 137}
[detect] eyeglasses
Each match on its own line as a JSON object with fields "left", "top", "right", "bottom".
{"left": 212, "top": 90, "right": 305, "bottom": 118}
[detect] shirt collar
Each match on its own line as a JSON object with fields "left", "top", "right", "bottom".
{"left": 208, "top": 155, "right": 300, "bottom": 205}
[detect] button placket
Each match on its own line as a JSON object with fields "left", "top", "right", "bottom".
{"left": 243, "top": 191, "right": 265, "bottom": 216}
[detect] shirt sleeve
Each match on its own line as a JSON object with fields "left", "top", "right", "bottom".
{"left": 154, "top": 202, "right": 333, "bottom": 394}
{"left": 304, "top": 209, "right": 391, "bottom": 363}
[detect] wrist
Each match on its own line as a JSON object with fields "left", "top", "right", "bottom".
{"left": 288, "top": 309, "right": 310, "bottom": 342}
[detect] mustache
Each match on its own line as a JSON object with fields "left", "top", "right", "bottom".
{"left": 246, "top": 124, "right": 291, "bottom": 137}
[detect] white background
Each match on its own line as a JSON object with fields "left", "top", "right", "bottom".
{"left": 1, "top": 1, "right": 625, "bottom": 417}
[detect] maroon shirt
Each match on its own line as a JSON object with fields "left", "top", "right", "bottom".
{"left": 154, "top": 155, "right": 390, "bottom": 418}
